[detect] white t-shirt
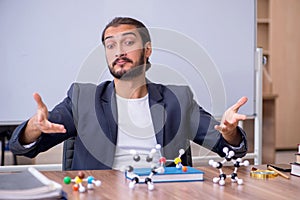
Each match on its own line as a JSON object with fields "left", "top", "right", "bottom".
{"left": 112, "top": 94, "right": 160, "bottom": 170}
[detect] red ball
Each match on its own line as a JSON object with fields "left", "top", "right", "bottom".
{"left": 159, "top": 157, "right": 167, "bottom": 164}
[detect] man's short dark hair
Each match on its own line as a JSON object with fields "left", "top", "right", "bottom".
{"left": 101, "top": 17, "right": 151, "bottom": 70}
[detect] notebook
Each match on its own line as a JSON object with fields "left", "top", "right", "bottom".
{"left": 0, "top": 167, "right": 66, "bottom": 200}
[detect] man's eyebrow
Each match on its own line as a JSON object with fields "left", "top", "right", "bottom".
{"left": 104, "top": 32, "right": 137, "bottom": 41}
{"left": 122, "top": 32, "right": 137, "bottom": 37}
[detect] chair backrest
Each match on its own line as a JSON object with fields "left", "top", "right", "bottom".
{"left": 62, "top": 136, "right": 193, "bottom": 170}
{"left": 62, "top": 137, "right": 76, "bottom": 170}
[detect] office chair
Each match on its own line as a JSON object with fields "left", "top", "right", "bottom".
{"left": 62, "top": 137, "right": 76, "bottom": 170}
{"left": 0, "top": 129, "right": 18, "bottom": 166}
{"left": 62, "top": 136, "right": 193, "bottom": 170}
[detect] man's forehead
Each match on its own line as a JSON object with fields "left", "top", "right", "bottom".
{"left": 104, "top": 24, "right": 140, "bottom": 40}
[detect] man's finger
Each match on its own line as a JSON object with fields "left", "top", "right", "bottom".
{"left": 232, "top": 96, "right": 248, "bottom": 111}
{"left": 214, "top": 124, "right": 226, "bottom": 133}
{"left": 214, "top": 124, "right": 222, "bottom": 133}
{"left": 35, "top": 121, "right": 66, "bottom": 133}
{"left": 223, "top": 120, "right": 235, "bottom": 126}
{"left": 234, "top": 113, "right": 247, "bottom": 121}
{"left": 33, "top": 92, "right": 46, "bottom": 109}
{"left": 47, "top": 123, "right": 67, "bottom": 133}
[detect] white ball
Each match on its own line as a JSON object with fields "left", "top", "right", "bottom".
{"left": 148, "top": 183, "right": 154, "bottom": 191}
{"left": 87, "top": 184, "right": 93, "bottom": 189}
{"left": 213, "top": 162, "right": 219, "bottom": 168}
{"left": 213, "top": 177, "right": 219, "bottom": 183}
{"left": 228, "top": 151, "right": 235, "bottom": 157}
{"left": 223, "top": 147, "right": 229, "bottom": 154}
{"left": 219, "top": 179, "right": 225, "bottom": 186}
{"left": 79, "top": 186, "right": 86, "bottom": 193}
{"left": 129, "top": 182, "right": 135, "bottom": 189}
{"left": 243, "top": 160, "right": 250, "bottom": 166}
{"left": 94, "top": 180, "right": 101, "bottom": 187}
{"left": 150, "top": 149, "right": 156, "bottom": 154}
{"left": 179, "top": 149, "right": 185, "bottom": 155}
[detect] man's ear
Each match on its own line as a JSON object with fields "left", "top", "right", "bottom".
{"left": 144, "top": 42, "right": 152, "bottom": 58}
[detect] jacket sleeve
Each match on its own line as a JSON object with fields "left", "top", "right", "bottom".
{"left": 9, "top": 84, "right": 78, "bottom": 158}
{"left": 186, "top": 87, "right": 248, "bottom": 158}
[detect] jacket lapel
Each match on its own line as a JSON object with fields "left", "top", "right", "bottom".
{"left": 98, "top": 81, "right": 118, "bottom": 145}
{"left": 147, "top": 83, "right": 165, "bottom": 149}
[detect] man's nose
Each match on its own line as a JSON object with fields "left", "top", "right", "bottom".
{"left": 115, "top": 44, "right": 127, "bottom": 58}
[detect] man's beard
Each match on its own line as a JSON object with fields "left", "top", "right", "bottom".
{"left": 109, "top": 53, "right": 145, "bottom": 80}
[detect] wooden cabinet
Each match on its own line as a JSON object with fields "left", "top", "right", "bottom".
{"left": 257, "top": 0, "right": 273, "bottom": 94}
{"left": 257, "top": 0, "right": 300, "bottom": 150}
{"left": 271, "top": 0, "right": 300, "bottom": 149}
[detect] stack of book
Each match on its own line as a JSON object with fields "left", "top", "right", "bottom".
{"left": 291, "top": 144, "right": 300, "bottom": 177}
{"left": 0, "top": 167, "right": 66, "bottom": 200}
{"left": 126, "top": 166, "right": 204, "bottom": 183}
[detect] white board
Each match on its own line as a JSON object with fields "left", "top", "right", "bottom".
{"left": 0, "top": 0, "right": 256, "bottom": 123}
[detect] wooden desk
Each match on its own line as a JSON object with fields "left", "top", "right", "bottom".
{"left": 42, "top": 165, "right": 299, "bottom": 200}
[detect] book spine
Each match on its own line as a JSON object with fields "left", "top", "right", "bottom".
{"left": 295, "top": 154, "right": 300, "bottom": 164}
{"left": 291, "top": 172, "right": 300, "bottom": 177}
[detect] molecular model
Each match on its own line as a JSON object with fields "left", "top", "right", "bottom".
{"left": 125, "top": 144, "right": 187, "bottom": 190}
{"left": 64, "top": 171, "right": 101, "bottom": 192}
{"left": 208, "top": 147, "right": 249, "bottom": 186}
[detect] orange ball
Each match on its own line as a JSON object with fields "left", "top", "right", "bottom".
{"left": 182, "top": 166, "right": 188, "bottom": 172}
{"left": 73, "top": 184, "right": 79, "bottom": 191}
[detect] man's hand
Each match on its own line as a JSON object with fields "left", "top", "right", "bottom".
{"left": 32, "top": 93, "right": 66, "bottom": 133}
{"left": 20, "top": 93, "right": 66, "bottom": 144}
{"left": 214, "top": 96, "right": 248, "bottom": 146}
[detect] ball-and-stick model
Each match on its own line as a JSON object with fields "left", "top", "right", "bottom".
{"left": 208, "top": 147, "right": 249, "bottom": 186}
{"left": 125, "top": 144, "right": 165, "bottom": 190}
{"left": 173, "top": 149, "right": 187, "bottom": 171}
{"left": 63, "top": 171, "right": 101, "bottom": 192}
{"left": 125, "top": 145, "right": 187, "bottom": 190}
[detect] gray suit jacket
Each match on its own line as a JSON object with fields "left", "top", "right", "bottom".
{"left": 9, "top": 81, "right": 247, "bottom": 170}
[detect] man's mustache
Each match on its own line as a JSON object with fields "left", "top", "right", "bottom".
{"left": 112, "top": 57, "right": 133, "bottom": 66}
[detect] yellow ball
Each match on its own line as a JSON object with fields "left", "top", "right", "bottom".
{"left": 174, "top": 157, "right": 182, "bottom": 164}
{"left": 74, "top": 176, "right": 82, "bottom": 184}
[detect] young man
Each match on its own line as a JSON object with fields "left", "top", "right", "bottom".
{"left": 9, "top": 17, "right": 248, "bottom": 170}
